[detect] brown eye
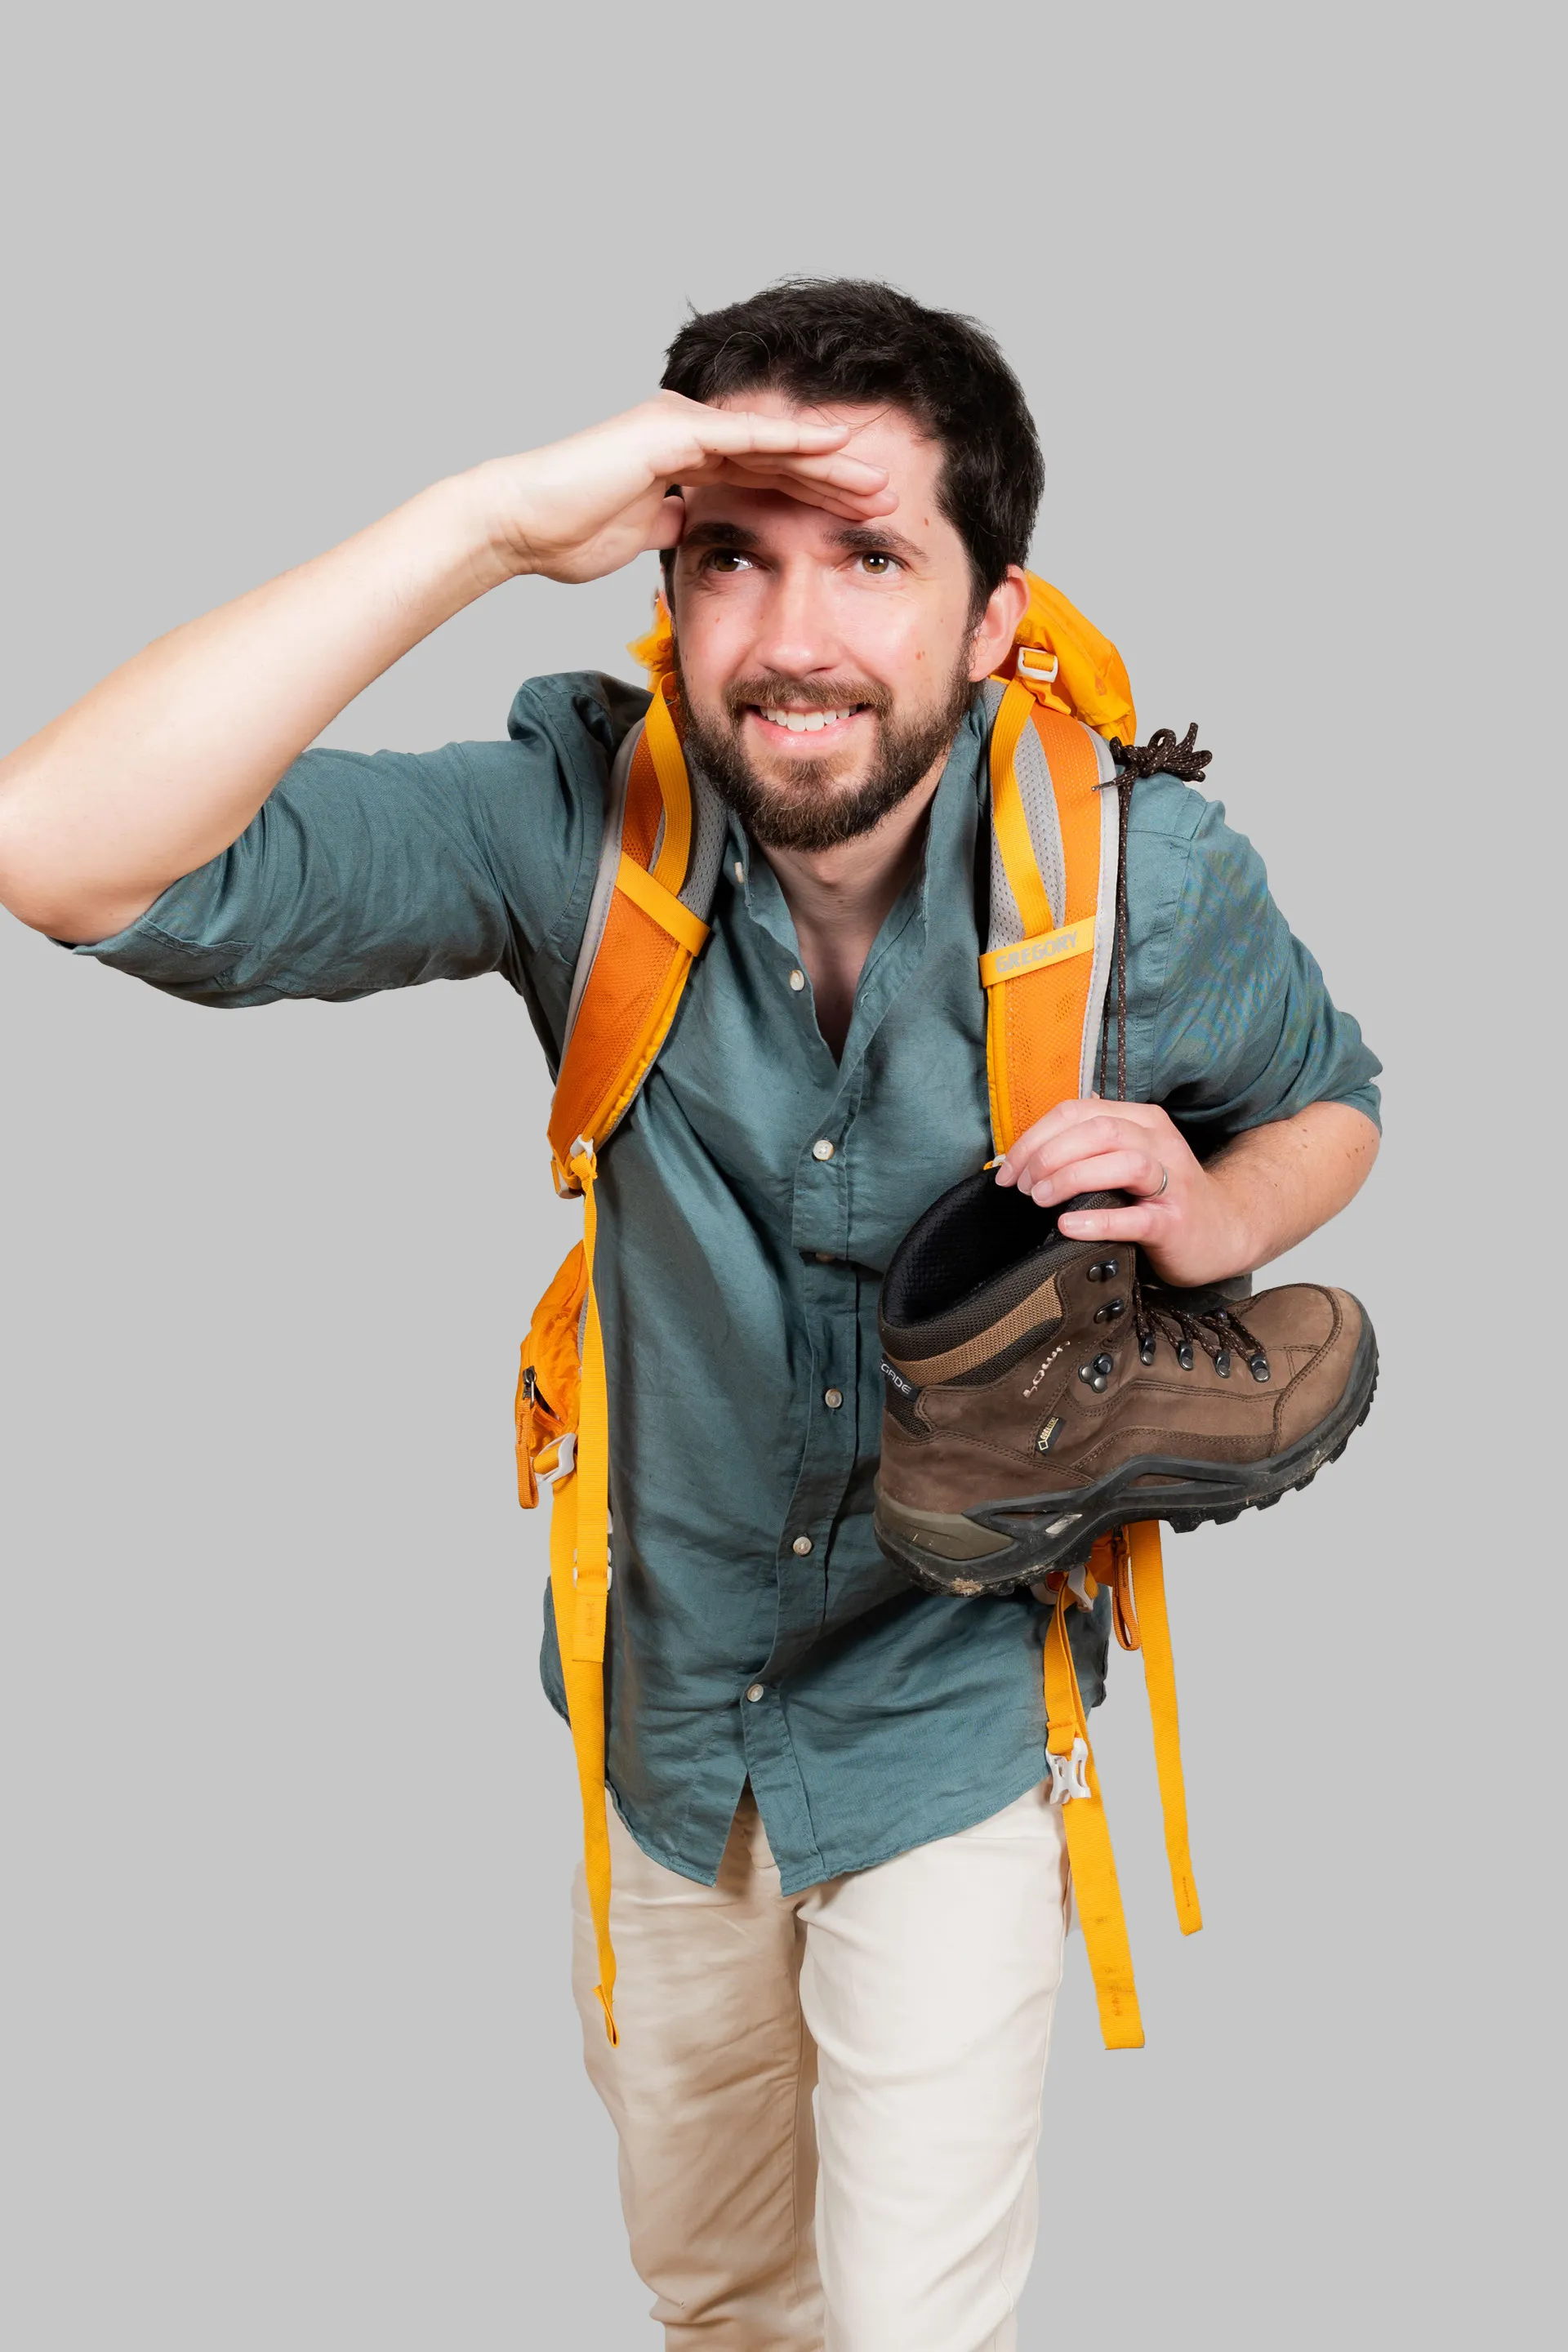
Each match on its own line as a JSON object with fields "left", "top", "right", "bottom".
{"left": 859, "top": 551, "right": 894, "bottom": 574}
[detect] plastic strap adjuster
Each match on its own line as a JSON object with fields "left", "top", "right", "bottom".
{"left": 1048, "top": 1736, "right": 1091, "bottom": 1805}
{"left": 538, "top": 1431, "right": 576, "bottom": 1483}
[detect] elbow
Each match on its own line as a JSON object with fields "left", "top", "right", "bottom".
{"left": 1322, "top": 1101, "right": 1380, "bottom": 1203}
{"left": 0, "top": 802, "right": 147, "bottom": 945}
{"left": 0, "top": 857, "right": 129, "bottom": 946}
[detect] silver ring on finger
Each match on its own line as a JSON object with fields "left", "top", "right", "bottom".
{"left": 1153, "top": 1163, "right": 1169, "bottom": 1197}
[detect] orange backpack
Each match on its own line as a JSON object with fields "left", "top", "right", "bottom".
{"left": 517, "top": 577, "right": 1195, "bottom": 2051}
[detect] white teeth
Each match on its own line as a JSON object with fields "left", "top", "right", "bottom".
{"left": 762, "top": 707, "right": 850, "bottom": 732}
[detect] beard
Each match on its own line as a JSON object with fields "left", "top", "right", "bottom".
{"left": 672, "top": 647, "right": 977, "bottom": 853}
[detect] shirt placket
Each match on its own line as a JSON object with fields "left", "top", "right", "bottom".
{"left": 728, "top": 828, "right": 931, "bottom": 1873}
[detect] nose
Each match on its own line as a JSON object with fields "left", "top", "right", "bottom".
{"left": 747, "top": 556, "right": 845, "bottom": 679}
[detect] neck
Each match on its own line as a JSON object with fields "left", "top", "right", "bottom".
{"left": 760, "top": 756, "right": 946, "bottom": 1058}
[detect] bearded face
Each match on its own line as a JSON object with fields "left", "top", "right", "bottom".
{"left": 672, "top": 641, "right": 977, "bottom": 853}
{"left": 664, "top": 397, "right": 1019, "bottom": 862}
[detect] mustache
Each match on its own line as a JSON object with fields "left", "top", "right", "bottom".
{"left": 721, "top": 675, "right": 893, "bottom": 723}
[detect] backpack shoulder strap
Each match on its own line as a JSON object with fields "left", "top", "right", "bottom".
{"left": 980, "top": 675, "right": 1120, "bottom": 1152}
{"left": 532, "top": 675, "right": 725, "bottom": 2042}
{"left": 546, "top": 675, "right": 726, "bottom": 1194}
{"left": 982, "top": 680, "right": 1207, "bottom": 2053}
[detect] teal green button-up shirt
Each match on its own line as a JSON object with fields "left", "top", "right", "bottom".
{"left": 77, "top": 673, "right": 1380, "bottom": 1891}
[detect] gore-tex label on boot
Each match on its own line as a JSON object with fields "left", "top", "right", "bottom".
{"left": 880, "top": 1358, "right": 917, "bottom": 1397}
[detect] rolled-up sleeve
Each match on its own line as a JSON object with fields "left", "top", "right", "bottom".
{"left": 1125, "top": 777, "right": 1382, "bottom": 1141}
{"left": 68, "top": 671, "right": 644, "bottom": 1041}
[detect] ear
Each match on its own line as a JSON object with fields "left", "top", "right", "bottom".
{"left": 967, "top": 566, "right": 1031, "bottom": 682}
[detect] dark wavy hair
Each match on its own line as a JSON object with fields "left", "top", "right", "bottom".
{"left": 661, "top": 278, "right": 1044, "bottom": 612}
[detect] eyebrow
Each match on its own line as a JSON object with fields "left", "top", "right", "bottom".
{"left": 679, "top": 519, "right": 929, "bottom": 565}
{"left": 679, "top": 520, "right": 764, "bottom": 551}
{"left": 830, "top": 523, "right": 929, "bottom": 567}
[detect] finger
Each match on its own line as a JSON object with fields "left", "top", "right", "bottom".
{"left": 658, "top": 397, "right": 858, "bottom": 466}
{"left": 1002, "top": 1117, "right": 1149, "bottom": 1189}
{"left": 1015, "top": 1148, "right": 1166, "bottom": 1205}
{"left": 996, "top": 1095, "right": 1167, "bottom": 1182}
{"left": 684, "top": 465, "right": 899, "bottom": 519}
{"left": 1056, "top": 1202, "right": 1162, "bottom": 1242}
{"left": 719, "top": 446, "right": 893, "bottom": 492}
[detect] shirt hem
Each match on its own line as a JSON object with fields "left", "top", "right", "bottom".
{"left": 608, "top": 1750, "right": 1052, "bottom": 1897}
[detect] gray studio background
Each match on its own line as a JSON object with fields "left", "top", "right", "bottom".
{"left": 2, "top": 4, "right": 1556, "bottom": 2347}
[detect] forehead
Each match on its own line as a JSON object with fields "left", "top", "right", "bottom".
{"left": 688, "top": 389, "right": 948, "bottom": 536}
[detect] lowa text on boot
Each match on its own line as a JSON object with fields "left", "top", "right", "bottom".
{"left": 874, "top": 1170, "right": 1378, "bottom": 1595}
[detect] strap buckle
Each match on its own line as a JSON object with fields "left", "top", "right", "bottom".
{"left": 1048, "top": 1736, "right": 1091, "bottom": 1804}
{"left": 1016, "top": 645, "right": 1060, "bottom": 687}
{"left": 1065, "top": 1557, "right": 1098, "bottom": 1610}
{"left": 537, "top": 1431, "right": 577, "bottom": 1482}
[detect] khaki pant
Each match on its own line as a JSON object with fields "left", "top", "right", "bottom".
{"left": 572, "top": 1782, "right": 1070, "bottom": 2351}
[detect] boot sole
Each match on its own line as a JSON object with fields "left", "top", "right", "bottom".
{"left": 874, "top": 1311, "right": 1379, "bottom": 1597}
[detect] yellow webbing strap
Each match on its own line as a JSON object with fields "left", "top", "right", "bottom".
{"left": 644, "top": 674, "right": 694, "bottom": 895}
{"left": 612, "top": 852, "right": 711, "bottom": 958}
{"left": 1127, "top": 1521, "right": 1202, "bottom": 1936}
{"left": 1043, "top": 1583, "right": 1144, "bottom": 2049}
{"left": 987, "top": 677, "right": 1057, "bottom": 943}
{"left": 548, "top": 1143, "right": 618, "bottom": 2043}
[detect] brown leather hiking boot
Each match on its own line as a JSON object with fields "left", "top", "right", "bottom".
{"left": 874, "top": 1169, "right": 1378, "bottom": 1595}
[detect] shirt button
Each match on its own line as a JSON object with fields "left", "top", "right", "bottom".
{"left": 813, "top": 1251, "right": 835, "bottom": 1263}
{"left": 811, "top": 1138, "right": 835, "bottom": 1161}
{"left": 791, "top": 1535, "right": 813, "bottom": 1556}
{"left": 824, "top": 1387, "right": 844, "bottom": 1410}
{"left": 733, "top": 859, "right": 745, "bottom": 884}
{"left": 788, "top": 968, "right": 806, "bottom": 991}
{"left": 746, "top": 1683, "right": 765, "bottom": 1704}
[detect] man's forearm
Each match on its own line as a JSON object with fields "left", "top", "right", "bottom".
{"left": 0, "top": 471, "right": 510, "bottom": 943}
{"left": 0, "top": 395, "right": 890, "bottom": 948}
{"left": 1203, "top": 1101, "right": 1380, "bottom": 1274}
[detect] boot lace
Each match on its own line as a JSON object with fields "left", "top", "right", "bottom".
{"left": 1129, "top": 1274, "right": 1269, "bottom": 1383}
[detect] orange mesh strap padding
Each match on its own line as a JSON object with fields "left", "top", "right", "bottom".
{"left": 1043, "top": 1582, "right": 1144, "bottom": 2050}
{"left": 984, "top": 686, "right": 1107, "bottom": 1153}
{"left": 547, "top": 893, "right": 695, "bottom": 1180}
{"left": 546, "top": 690, "right": 709, "bottom": 1185}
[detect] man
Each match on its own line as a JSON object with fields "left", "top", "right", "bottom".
{"left": 0, "top": 279, "right": 1379, "bottom": 2350}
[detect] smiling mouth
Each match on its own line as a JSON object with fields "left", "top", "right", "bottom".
{"left": 749, "top": 704, "right": 870, "bottom": 735}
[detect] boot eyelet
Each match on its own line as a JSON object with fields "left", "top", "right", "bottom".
{"left": 1093, "top": 1298, "right": 1125, "bottom": 1324}
{"left": 1093, "top": 1353, "right": 1114, "bottom": 1376}
{"left": 1214, "top": 1348, "right": 1232, "bottom": 1377}
{"left": 1177, "top": 1341, "right": 1195, "bottom": 1370}
{"left": 1139, "top": 1338, "right": 1157, "bottom": 1365}
{"left": 1249, "top": 1352, "right": 1271, "bottom": 1383}
{"left": 1086, "top": 1259, "right": 1119, "bottom": 1283}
